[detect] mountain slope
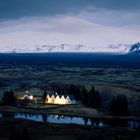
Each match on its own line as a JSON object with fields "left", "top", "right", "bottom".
{"left": 0, "top": 43, "right": 133, "bottom": 54}
{"left": 129, "top": 42, "right": 140, "bottom": 54}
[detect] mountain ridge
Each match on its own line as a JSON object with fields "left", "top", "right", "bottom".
{"left": 0, "top": 42, "right": 140, "bottom": 54}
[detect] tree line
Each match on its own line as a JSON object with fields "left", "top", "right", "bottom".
{"left": 42, "top": 84, "right": 128, "bottom": 115}
{"left": 2, "top": 90, "right": 17, "bottom": 106}
{"left": 43, "top": 85, "right": 101, "bottom": 108}
{"left": 1, "top": 85, "right": 129, "bottom": 116}
{"left": 111, "top": 94, "right": 128, "bottom": 116}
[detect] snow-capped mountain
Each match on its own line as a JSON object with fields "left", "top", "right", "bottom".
{"left": 0, "top": 43, "right": 139, "bottom": 54}
{"left": 129, "top": 42, "right": 140, "bottom": 54}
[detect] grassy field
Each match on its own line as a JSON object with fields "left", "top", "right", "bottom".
{"left": 0, "top": 104, "right": 99, "bottom": 118}
{"left": 0, "top": 62, "right": 140, "bottom": 140}
{"left": 0, "top": 64, "right": 140, "bottom": 115}
{"left": 0, "top": 65, "right": 140, "bottom": 96}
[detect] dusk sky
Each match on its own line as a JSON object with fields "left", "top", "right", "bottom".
{"left": 0, "top": 0, "right": 140, "bottom": 48}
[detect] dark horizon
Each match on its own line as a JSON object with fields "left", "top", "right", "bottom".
{"left": 0, "top": 53, "right": 139, "bottom": 68}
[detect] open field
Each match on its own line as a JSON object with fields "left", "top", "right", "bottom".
{"left": 0, "top": 53, "right": 140, "bottom": 116}
{"left": 0, "top": 65, "right": 140, "bottom": 96}
{"left": 0, "top": 54, "right": 140, "bottom": 140}
{"left": 0, "top": 54, "right": 140, "bottom": 97}
{"left": 0, "top": 105, "right": 99, "bottom": 118}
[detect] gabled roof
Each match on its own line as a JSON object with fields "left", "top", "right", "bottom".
{"left": 46, "top": 93, "right": 75, "bottom": 100}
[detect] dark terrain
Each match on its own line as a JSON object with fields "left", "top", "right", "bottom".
{"left": 0, "top": 118, "right": 140, "bottom": 140}
{"left": 0, "top": 53, "right": 140, "bottom": 140}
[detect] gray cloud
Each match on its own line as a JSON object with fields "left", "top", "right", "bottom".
{"left": 0, "top": 0, "right": 139, "bottom": 47}
{"left": 0, "top": 15, "right": 139, "bottom": 46}
{"left": 0, "top": 0, "right": 140, "bottom": 20}
{"left": 78, "top": 10, "right": 140, "bottom": 27}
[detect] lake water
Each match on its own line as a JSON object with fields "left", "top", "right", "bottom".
{"left": 15, "top": 113, "right": 105, "bottom": 127}
{"left": 0, "top": 112, "right": 139, "bottom": 129}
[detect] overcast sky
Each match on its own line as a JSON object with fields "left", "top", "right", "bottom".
{"left": 0, "top": 0, "right": 140, "bottom": 47}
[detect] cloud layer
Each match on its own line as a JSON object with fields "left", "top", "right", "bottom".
{"left": 0, "top": 0, "right": 139, "bottom": 48}
{"left": 0, "top": 0, "right": 140, "bottom": 20}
